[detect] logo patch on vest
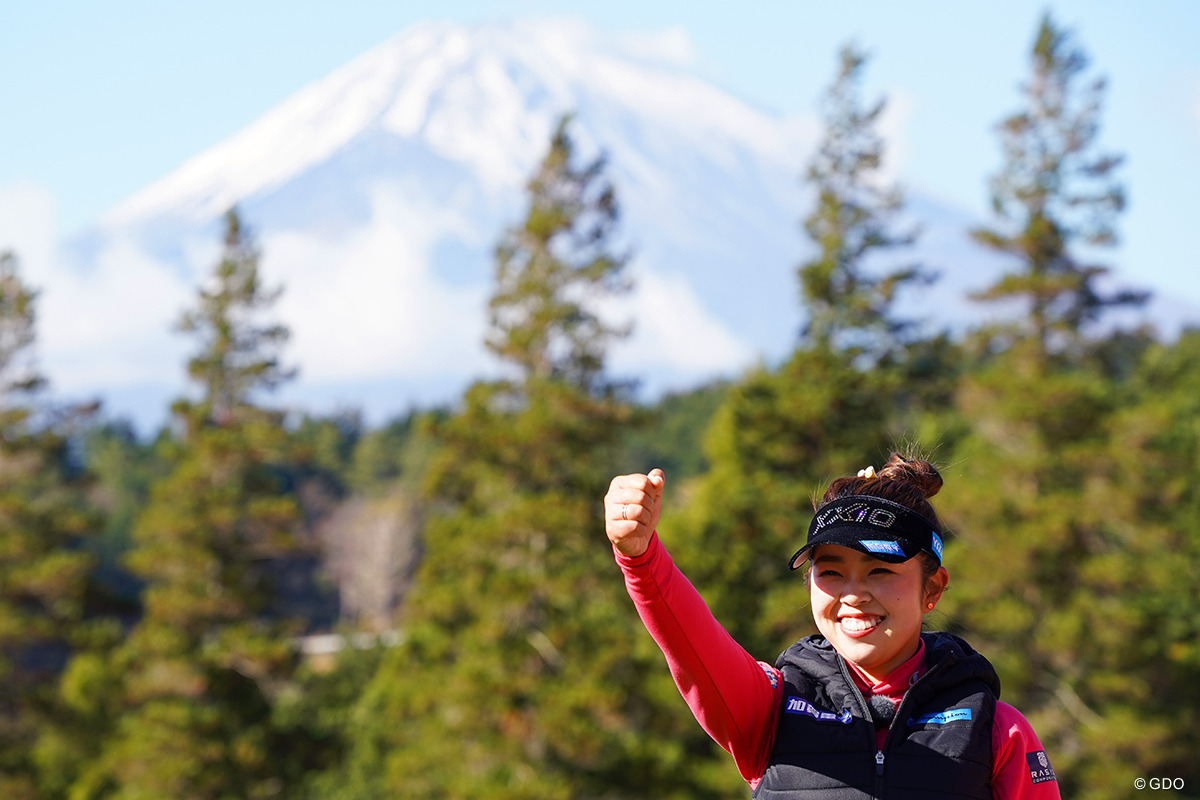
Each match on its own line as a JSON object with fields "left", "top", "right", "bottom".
{"left": 860, "top": 539, "right": 905, "bottom": 556}
{"left": 1026, "top": 751, "right": 1057, "bottom": 784}
{"left": 909, "top": 708, "right": 973, "bottom": 725}
{"left": 785, "top": 696, "right": 853, "bottom": 724}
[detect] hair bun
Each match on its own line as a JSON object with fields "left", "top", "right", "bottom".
{"left": 877, "top": 452, "right": 943, "bottom": 499}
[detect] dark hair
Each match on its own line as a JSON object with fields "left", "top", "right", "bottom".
{"left": 816, "top": 452, "right": 945, "bottom": 581}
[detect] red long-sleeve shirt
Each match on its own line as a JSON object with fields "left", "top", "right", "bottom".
{"left": 616, "top": 531, "right": 1061, "bottom": 798}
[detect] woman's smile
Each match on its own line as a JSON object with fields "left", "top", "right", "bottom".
{"left": 810, "top": 544, "right": 944, "bottom": 682}
{"left": 838, "top": 613, "right": 885, "bottom": 636}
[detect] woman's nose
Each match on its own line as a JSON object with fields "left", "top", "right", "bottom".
{"left": 840, "top": 579, "right": 872, "bottom": 605}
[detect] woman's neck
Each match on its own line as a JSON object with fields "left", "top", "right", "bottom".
{"left": 846, "top": 638, "right": 926, "bottom": 693}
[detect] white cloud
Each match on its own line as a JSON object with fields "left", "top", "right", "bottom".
{"left": 262, "top": 182, "right": 755, "bottom": 399}
{"left": 0, "top": 183, "right": 57, "bottom": 271}
{"left": 40, "top": 238, "right": 192, "bottom": 389}
{"left": 617, "top": 26, "right": 698, "bottom": 67}
{"left": 4, "top": 19, "right": 825, "bottom": 421}
{"left": 262, "top": 184, "right": 490, "bottom": 386}
{"left": 876, "top": 87, "right": 914, "bottom": 189}
{"left": 0, "top": 184, "right": 192, "bottom": 394}
{"left": 0, "top": 180, "right": 753, "bottom": 414}
{"left": 610, "top": 269, "right": 754, "bottom": 377}
{"left": 0, "top": 180, "right": 494, "bottom": 411}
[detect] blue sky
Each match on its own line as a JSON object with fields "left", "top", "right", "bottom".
{"left": 3, "top": 0, "right": 1199, "bottom": 306}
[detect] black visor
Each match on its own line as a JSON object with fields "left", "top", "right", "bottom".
{"left": 788, "top": 495, "right": 944, "bottom": 570}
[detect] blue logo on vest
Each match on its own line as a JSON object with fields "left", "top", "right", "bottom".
{"left": 860, "top": 540, "right": 904, "bottom": 556}
{"left": 786, "top": 697, "right": 853, "bottom": 725}
{"left": 908, "top": 708, "right": 972, "bottom": 726}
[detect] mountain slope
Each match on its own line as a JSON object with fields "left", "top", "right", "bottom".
{"left": 61, "top": 20, "right": 815, "bottom": 423}
{"left": 52, "top": 19, "right": 1184, "bottom": 429}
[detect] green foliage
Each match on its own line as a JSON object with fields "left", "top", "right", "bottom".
{"left": 4, "top": 19, "right": 1199, "bottom": 800}
{"left": 0, "top": 251, "right": 46, "bottom": 402}
{"left": 488, "top": 114, "right": 631, "bottom": 390}
{"left": 347, "top": 411, "right": 437, "bottom": 494}
{"left": 81, "top": 420, "right": 165, "bottom": 607}
{"left": 1100, "top": 330, "right": 1200, "bottom": 788}
{"left": 674, "top": 44, "right": 940, "bottom": 676}
{"left": 63, "top": 210, "right": 307, "bottom": 799}
{"left": 615, "top": 381, "right": 730, "bottom": 483}
{"left": 932, "top": 22, "right": 1183, "bottom": 793}
{"left": 934, "top": 329, "right": 1200, "bottom": 797}
{"left": 0, "top": 251, "right": 98, "bottom": 799}
{"left": 930, "top": 23, "right": 1185, "bottom": 791}
{"left": 322, "top": 115, "right": 727, "bottom": 799}
{"left": 970, "top": 12, "right": 1147, "bottom": 358}
{"left": 176, "top": 209, "right": 295, "bottom": 424}
{"left": 273, "top": 643, "right": 392, "bottom": 800}
{"left": 798, "top": 44, "right": 930, "bottom": 362}
{"left": 289, "top": 412, "right": 363, "bottom": 493}
{"left": 675, "top": 349, "right": 899, "bottom": 662}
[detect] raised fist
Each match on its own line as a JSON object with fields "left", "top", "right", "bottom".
{"left": 604, "top": 468, "right": 665, "bottom": 559}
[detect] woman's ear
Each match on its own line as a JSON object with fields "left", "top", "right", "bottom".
{"left": 924, "top": 566, "right": 949, "bottom": 611}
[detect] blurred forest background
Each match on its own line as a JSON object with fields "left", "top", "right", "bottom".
{"left": 2, "top": 13, "right": 1198, "bottom": 800}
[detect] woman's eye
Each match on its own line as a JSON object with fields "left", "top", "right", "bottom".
{"left": 818, "top": 570, "right": 842, "bottom": 578}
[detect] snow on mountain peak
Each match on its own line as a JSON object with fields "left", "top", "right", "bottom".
{"left": 101, "top": 19, "right": 801, "bottom": 229}
{"left": 38, "top": 17, "right": 1194, "bottom": 432}
{"left": 64, "top": 19, "right": 825, "bottom": 426}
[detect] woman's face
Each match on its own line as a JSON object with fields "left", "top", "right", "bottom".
{"left": 809, "top": 544, "right": 946, "bottom": 683}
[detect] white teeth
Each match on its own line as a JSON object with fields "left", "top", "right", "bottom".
{"left": 840, "top": 616, "right": 881, "bottom": 632}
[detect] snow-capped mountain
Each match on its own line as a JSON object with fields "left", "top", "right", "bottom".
{"left": 48, "top": 18, "right": 1186, "bottom": 429}
{"left": 59, "top": 20, "right": 813, "bottom": 424}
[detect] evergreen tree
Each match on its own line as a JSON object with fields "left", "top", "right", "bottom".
{"left": 66, "top": 209, "right": 305, "bottom": 799}
{"left": 176, "top": 210, "right": 294, "bottom": 423}
{"left": 289, "top": 411, "right": 362, "bottom": 491}
{"left": 486, "top": 115, "right": 630, "bottom": 390}
{"left": 0, "top": 251, "right": 96, "bottom": 800}
{"left": 675, "top": 349, "right": 897, "bottom": 663}
{"left": 937, "top": 343, "right": 1115, "bottom": 793}
{"left": 798, "top": 44, "right": 930, "bottom": 363}
{"left": 676, "top": 42, "right": 933, "bottom": 659}
{"left": 80, "top": 420, "right": 163, "bottom": 606}
{"left": 615, "top": 381, "right": 730, "bottom": 484}
{"left": 1106, "top": 331, "right": 1200, "bottom": 791}
{"left": 935, "top": 325, "right": 1200, "bottom": 798}
{"left": 324, "top": 115, "right": 711, "bottom": 799}
{"left": 934, "top": 16, "right": 1175, "bottom": 798}
{"left": 970, "top": 12, "right": 1146, "bottom": 359}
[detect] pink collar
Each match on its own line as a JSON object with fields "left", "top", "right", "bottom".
{"left": 846, "top": 639, "right": 926, "bottom": 698}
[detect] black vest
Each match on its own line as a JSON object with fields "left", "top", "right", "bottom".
{"left": 752, "top": 632, "right": 998, "bottom": 800}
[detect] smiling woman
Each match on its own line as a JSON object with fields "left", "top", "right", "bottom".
{"left": 809, "top": 547, "right": 945, "bottom": 682}
{"left": 797, "top": 460, "right": 949, "bottom": 683}
{"left": 604, "top": 453, "right": 1061, "bottom": 799}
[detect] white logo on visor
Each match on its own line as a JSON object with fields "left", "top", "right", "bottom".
{"left": 860, "top": 540, "right": 904, "bottom": 556}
